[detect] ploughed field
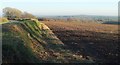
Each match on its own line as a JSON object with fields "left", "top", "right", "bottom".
{"left": 43, "top": 21, "right": 119, "bottom": 63}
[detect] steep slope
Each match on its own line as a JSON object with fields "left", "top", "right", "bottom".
{"left": 2, "top": 19, "right": 93, "bottom": 63}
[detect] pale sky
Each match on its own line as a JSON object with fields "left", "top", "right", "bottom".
{"left": 0, "top": 0, "right": 119, "bottom": 16}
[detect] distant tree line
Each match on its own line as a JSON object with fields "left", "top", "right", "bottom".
{"left": 3, "top": 7, "right": 37, "bottom": 19}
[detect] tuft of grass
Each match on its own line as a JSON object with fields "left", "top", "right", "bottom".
{"left": 0, "top": 17, "right": 9, "bottom": 24}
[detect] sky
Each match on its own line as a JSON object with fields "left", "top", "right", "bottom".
{"left": 0, "top": 0, "right": 119, "bottom": 16}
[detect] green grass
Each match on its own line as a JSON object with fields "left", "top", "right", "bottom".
{"left": 2, "top": 23, "right": 41, "bottom": 63}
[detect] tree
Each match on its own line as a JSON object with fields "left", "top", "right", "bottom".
{"left": 3, "top": 7, "right": 22, "bottom": 19}
{"left": 22, "top": 12, "right": 36, "bottom": 19}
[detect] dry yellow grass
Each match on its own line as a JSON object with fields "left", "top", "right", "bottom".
{"left": 0, "top": 17, "right": 9, "bottom": 24}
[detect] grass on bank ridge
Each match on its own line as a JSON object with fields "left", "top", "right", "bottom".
{"left": 2, "top": 19, "right": 93, "bottom": 63}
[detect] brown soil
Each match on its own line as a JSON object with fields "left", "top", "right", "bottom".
{"left": 43, "top": 21, "right": 119, "bottom": 63}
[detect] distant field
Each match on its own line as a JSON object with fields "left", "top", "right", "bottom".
{"left": 43, "top": 21, "right": 118, "bottom": 33}
{"left": 43, "top": 21, "right": 119, "bottom": 63}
